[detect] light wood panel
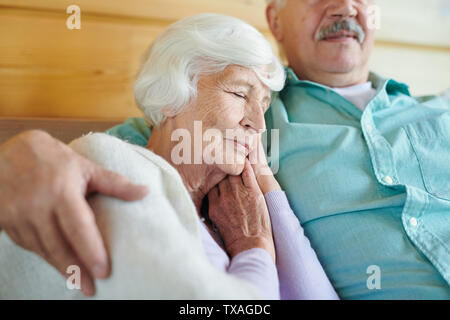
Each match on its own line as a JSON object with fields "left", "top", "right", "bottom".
{"left": 0, "top": 3, "right": 272, "bottom": 119}
{"left": 0, "top": 8, "right": 164, "bottom": 119}
{"left": 371, "top": 42, "right": 450, "bottom": 96}
{"left": 2, "top": 0, "right": 449, "bottom": 48}
{"left": 376, "top": 0, "right": 450, "bottom": 48}
{"left": 0, "top": 0, "right": 448, "bottom": 119}
{"left": 0, "top": 0, "right": 269, "bottom": 30}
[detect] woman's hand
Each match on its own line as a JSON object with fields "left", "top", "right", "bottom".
{"left": 207, "top": 159, "right": 275, "bottom": 262}
{"left": 248, "top": 134, "right": 281, "bottom": 195}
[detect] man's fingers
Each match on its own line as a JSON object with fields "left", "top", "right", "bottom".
{"left": 74, "top": 265, "right": 96, "bottom": 297}
{"left": 56, "top": 195, "right": 110, "bottom": 280}
{"left": 13, "top": 222, "right": 46, "bottom": 257}
{"left": 5, "top": 223, "right": 95, "bottom": 296}
{"left": 88, "top": 165, "right": 149, "bottom": 201}
{"left": 35, "top": 214, "right": 96, "bottom": 296}
{"left": 3, "top": 226, "right": 46, "bottom": 260}
{"left": 43, "top": 253, "right": 95, "bottom": 297}
{"left": 3, "top": 227, "right": 23, "bottom": 248}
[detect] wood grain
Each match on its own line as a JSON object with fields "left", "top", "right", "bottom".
{"left": 0, "top": 0, "right": 269, "bottom": 30}
{"left": 376, "top": 0, "right": 450, "bottom": 48}
{"left": 0, "top": 0, "right": 448, "bottom": 119}
{"left": 0, "top": 6, "right": 273, "bottom": 119}
{"left": 0, "top": 8, "right": 160, "bottom": 119}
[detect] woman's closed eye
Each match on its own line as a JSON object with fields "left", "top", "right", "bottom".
{"left": 227, "top": 91, "right": 247, "bottom": 101}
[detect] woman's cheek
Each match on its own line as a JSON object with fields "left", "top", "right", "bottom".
{"left": 199, "top": 92, "right": 245, "bottom": 130}
{"left": 212, "top": 109, "right": 244, "bottom": 131}
{"left": 222, "top": 101, "right": 246, "bottom": 127}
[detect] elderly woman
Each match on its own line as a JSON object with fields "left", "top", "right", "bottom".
{"left": 0, "top": 14, "right": 337, "bottom": 300}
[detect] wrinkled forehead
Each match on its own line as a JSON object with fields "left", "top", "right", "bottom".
{"left": 281, "top": 0, "right": 375, "bottom": 11}
{"left": 218, "top": 65, "right": 271, "bottom": 91}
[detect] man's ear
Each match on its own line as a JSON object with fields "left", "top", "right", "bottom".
{"left": 266, "top": 4, "right": 284, "bottom": 42}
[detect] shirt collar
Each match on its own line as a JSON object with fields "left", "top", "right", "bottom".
{"left": 284, "top": 66, "right": 410, "bottom": 97}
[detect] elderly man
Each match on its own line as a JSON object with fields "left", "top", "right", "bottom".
{"left": 0, "top": 0, "right": 449, "bottom": 299}
{"left": 260, "top": 0, "right": 450, "bottom": 299}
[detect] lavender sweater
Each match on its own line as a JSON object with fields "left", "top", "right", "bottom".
{"left": 199, "top": 190, "right": 339, "bottom": 300}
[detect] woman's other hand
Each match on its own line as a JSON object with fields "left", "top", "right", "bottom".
{"left": 248, "top": 134, "right": 281, "bottom": 195}
{"left": 207, "top": 159, "right": 275, "bottom": 262}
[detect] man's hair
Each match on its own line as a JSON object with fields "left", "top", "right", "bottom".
{"left": 134, "top": 13, "right": 286, "bottom": 127}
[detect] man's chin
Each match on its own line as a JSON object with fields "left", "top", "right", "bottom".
{"left": 317, "top": 38, "right": 361, "bottom": 51}
{"left": 316, "top": 51, "right": 362, "bottom": 75}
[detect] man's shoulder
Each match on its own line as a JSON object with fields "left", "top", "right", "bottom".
{"left": 106, "top": 117, "right": 151, "bottom": 147}
{"left": 370, "top": 72, "right": 450, "bottom": 109}
{"left": 413, "top": 93, "right": 450, "bottom": 109}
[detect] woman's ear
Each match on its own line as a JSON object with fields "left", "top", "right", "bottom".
{"left": 266, "top": 3, "right": 284, "bottom": 42}
{"left": 266, "top": 1, "right": 283, "bottom": 42}
{"left": 162, "top": 107, "right": 177, "bottom": 118}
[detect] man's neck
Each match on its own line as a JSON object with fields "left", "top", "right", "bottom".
{"left": 289, "top": 65, "right": 370, "bottom": 88}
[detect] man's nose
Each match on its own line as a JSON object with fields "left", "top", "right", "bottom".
{"left": 328, "top": 0, "right": 358, "bottom": 18}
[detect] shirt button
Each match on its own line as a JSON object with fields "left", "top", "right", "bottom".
{"left": 383, "top": 176, "right": 393, "bottom": 185}
{"left": 409, "top": 217, "right": 418, "bottom": 227}
{"left": 366, "top": 125, "right": 373, "bottom": 133}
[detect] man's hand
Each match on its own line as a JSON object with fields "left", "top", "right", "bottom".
{"left": 0, "top": 130, "right": 149, "bottom": 296}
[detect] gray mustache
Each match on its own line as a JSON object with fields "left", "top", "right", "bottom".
{"left": 316, "top": 19, "right": 366, "bottom": 44}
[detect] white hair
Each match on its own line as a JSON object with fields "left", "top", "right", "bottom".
{"left": 134, "top": 13, "right": 286, "bottom": 127}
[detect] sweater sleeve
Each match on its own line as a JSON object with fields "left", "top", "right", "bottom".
{"left": 264, "top": 190, "right": 339, "bottom": 300}
{"left": 227, "top": 248, "right": 280, "bottom": 300}
{"left": 198, "top": 219, "right": 280, "bottom": 300}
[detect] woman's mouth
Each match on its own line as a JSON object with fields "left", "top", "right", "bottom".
{"left": 225, "top": 138, "right": 249, "bottom": 154}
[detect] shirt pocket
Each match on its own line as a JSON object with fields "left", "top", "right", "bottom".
{"left": 404, "top": 111, "right": 450, "bottom": 200}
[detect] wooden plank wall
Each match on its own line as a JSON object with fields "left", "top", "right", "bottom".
{"left": 371, "top": 0, "right": 450, "bottom": 97}
{"left": 0, "top": 0, "right": 449, "bottom": 120}
{"left": 0, "top": 117, "right": 121, "bottom": 144}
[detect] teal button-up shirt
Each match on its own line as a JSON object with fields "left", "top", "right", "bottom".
{"left": 264, "top": 68, "right": 450, "bottom": 299}
{"left": 106, "top": 67, "right": 450, "bottom": 299}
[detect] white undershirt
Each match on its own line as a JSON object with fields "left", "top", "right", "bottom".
{"left": 332, "top": 82, "right": 377, "bottom": 111}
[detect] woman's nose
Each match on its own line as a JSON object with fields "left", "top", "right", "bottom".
{"left": 241, "top": 104, "right": 266, "bottom": 133}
